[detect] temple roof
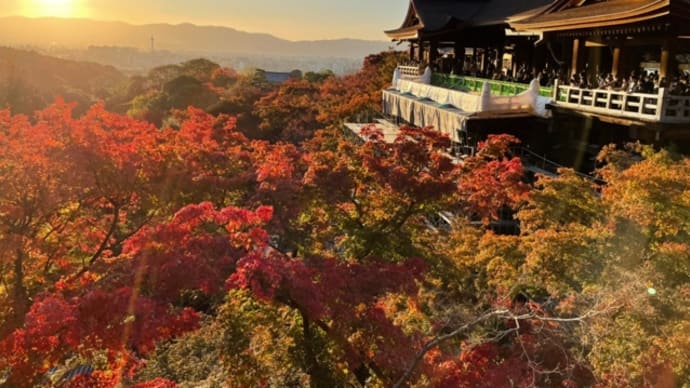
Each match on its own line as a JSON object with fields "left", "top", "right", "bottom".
{"left": 384, "top": 0, "right": 554, "bottom": 40}
{"left": 510, "top": 0, "right": 690, "bottom": 32}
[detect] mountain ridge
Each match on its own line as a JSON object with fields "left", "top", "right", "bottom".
{"left": 0, "top": 16, "right": 392, "bottom": 58}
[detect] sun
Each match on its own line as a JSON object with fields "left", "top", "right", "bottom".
{"left": 25, "top": 0, "right": 84, "bottom": 18}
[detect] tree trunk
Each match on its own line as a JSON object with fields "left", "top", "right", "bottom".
{"left": 1, "top": 248, "right": 29, "bottom": 337}
{"left": 301, "top": 312, "right": 328, "bottom": 387}
{"left": 12, "top": 248, "right": 29, "bottom": 324}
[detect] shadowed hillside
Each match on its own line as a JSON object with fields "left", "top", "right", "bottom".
{"left": 0, "top": 47, "right": 126, "bottom": 114}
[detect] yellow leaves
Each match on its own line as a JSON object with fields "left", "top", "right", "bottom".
{"left": 521, "top": 224, "right": 605, "bottom": 297}
{"left": 600, "top": 146, "right": 690, "bottom": 239}
{"left": 380, "top": 293, "right": 431, "bottom": 336}
{"left": 517, "top": 168, "right": 604, "bottom": 233}
{"left": 474, "top": 232, "right": 523, "bottom": 293}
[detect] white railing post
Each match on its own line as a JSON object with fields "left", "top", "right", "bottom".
{"left": 606, "top": 90, "right": 613, "bottom": 110}
{"left": 638, "top": 95, "right": 644, "bottom": 115}
{"left": 621, "top": 93, "right": 628, "bottom": 115}
{"left": 656, "top": 88, "right": 667, "bottom": 122}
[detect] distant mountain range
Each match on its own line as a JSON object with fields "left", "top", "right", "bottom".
{"left": 0, "top": 16, "right": 392, "bottom": 59}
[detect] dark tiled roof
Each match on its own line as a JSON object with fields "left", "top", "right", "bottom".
{"left": 413, "top": 0, "right": 485, "bottom": 31}
{"left": 412, "top": 0, "right": 555, "bottom": 31}
{"left": 470, "top": 0, "right": 559, "bottom": 26}
{"left": 264, "top": 71, "right": 292, "bottom": 84}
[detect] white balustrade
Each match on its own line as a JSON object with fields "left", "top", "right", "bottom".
{"left": 662, "top": 95, "right": 690, "bottom": 123}
{"left": 397, "top": 65, "right": 423, "bottom": 79}
{"left": 553, "top": 85, "right": 690, "bottom": 123}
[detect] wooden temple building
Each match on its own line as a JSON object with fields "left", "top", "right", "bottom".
{"left": 385, "top": 0, "right": 554, "bottom": 77}
{"left": 381, "top": 0, "right": 690, "bottom": 171}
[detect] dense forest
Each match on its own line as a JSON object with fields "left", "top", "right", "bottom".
{"left": 0, "top": 51, "right": 689, "bottom": 387}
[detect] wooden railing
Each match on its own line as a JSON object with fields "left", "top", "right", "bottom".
{"left": 554, "top": 85, "right": 690, "bottom": 123}
{"left": 432, "top": 73, "right": 554, "bottom": 97}
{"left": 555, "top": 85, "right": 663, "bottom": 121}
{"left": 661, "top": 94, "right": 690, "bottom": 123}
{"left": 512, "top": 146, "right": 602, "bottom": 183}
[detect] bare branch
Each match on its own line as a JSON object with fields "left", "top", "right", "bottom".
{"left": 393, "top": 303, "right": 621, "bottom": 388}
{"left": 393, "top": 309, "right": 510, "bottom": 388}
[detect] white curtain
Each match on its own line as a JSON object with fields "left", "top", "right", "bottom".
{"left": 383, "top": 90, "right": 466, "bottom": 141}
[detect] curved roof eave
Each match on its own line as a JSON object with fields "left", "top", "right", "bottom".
{"left": 509, "top": 0, "right": 677, "bottom": 33}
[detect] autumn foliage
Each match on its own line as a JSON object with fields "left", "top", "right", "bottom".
{"left": 1, "top": 52, "right": 689, "bottom": 387}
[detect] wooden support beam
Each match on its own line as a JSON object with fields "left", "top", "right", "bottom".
{"left": 453, "top": 41, "right": 463, "bottom": 59}
{"left": 660, "top": 38, "right": 673, "bottom": 79}
{"left": 429, "top": 41, "right": 438, "bottom": 65}
{"left": 454, "top": 41, "right": 464, "bottom": 73}
{"left": 612, "top": 45, "right": 621, "bottom": 78}
{"left": 571, "top": 38, "right": 581, "bottom": 77}
{"left": 471, "top": 47, "right": 477, "bottom": 73}
{"left": 534, "top": 44, "right": 548, "bottom": 73}
{"left": 409, "top": 42, "right": 415, "bottom": 61}
{"left": 660, "top": 48, "right": 669, "bottom": 78}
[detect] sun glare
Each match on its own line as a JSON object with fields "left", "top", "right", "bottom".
{"left": 25, "top": 0, "right": 84, "bottom": 18}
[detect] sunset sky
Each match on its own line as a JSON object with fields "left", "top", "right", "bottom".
{"left": 1, "top": 0, "right": 410, "bottom": 40}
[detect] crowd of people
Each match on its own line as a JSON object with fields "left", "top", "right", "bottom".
{"left": 566, "top": 69, "right": 662, "bottom": 94}
{"left": 413, "top": 56, "right": 690, "bottom": 95}
{"left": 470, "top": 64, "right": 669, "bottom": 94}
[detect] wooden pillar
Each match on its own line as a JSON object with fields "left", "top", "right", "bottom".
{"left": 571, "top": 38, "right": 581, "bottom": 77}
{"left": 429, "top": 41, "right": 438, "bottom": 65}
{"left": 454, "top": 41, "right": 464, "bottom": 73}
{"left": 481, "top": 48, "right": 489, "bottom": 75}
{"left": 409, "top": 42, "right": 415, "bottom": 61}
{"left": 514, "top": 40, "right": 529, "bottom": 77}
{"left": 560, "top": 40, "right": 570, "bottom": 74}
{"left": 534, "top": 42, "right": 547, "bottom": 73}
{"left": 529, "top": 43, "right": 537, "bottom": 73}
{"left": 417, "top": 39, "right": 424, "bottom": 63}
{"left": 660, "top": 38, "right": 674, "bottom": 79}
{"left": 660, "top": 48, "right": 669, "bottom": 78}
{"left": 512, "top": 43, "right": 521, "bottom": 78}
{"left": 611, "top": 45, "right": 621, "bottom": 78}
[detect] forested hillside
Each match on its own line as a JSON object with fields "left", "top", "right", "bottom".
{"left": 0, "top": 47, "right": 126, "bottom": 114}
{"left": 0, "top": 51, "right": 688, "bottom": 387}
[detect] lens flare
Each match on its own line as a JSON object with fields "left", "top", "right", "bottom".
{"left": 27, "top": 0, "right": 83, "bottom": 18}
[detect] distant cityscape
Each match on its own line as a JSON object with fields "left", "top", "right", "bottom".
{"left": 8, "top": 44, "right": 364, "bottom": 76}
{"left": 0, "top": 16, "right": 393, "bottom": 75}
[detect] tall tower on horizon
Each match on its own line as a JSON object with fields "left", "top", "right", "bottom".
{"left": 150, "top": 36, "right": 155, "bottom": 53}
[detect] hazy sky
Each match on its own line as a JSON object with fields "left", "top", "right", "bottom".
{"left": 1, "top": 0, "right": 410, "bottom": 41}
